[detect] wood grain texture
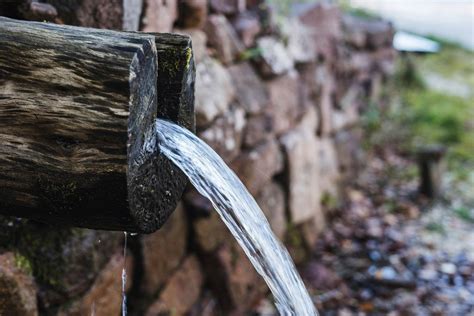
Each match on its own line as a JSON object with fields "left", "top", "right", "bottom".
{"left": 0, "top": 17, "right": 195, "bottom": 233}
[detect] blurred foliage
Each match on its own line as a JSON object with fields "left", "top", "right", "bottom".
{"left": 338, "top": 0, "right": 379, "bottom": 19}
{"left": 454, "top": 206, "right": 474, "bottom": 224}
{"left": 363, "top": 43, "right": 474, "bottom": 170}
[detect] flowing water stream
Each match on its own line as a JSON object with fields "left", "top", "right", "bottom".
{"left": 155, "top": 119, "right": 318, "bottom": 315}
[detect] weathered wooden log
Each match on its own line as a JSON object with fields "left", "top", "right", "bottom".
{"left": 0, "top": 17, "right": 195, "bottom": 233}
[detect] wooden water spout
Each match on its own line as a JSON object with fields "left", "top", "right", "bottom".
{"left": 0, "top": 17, "right": 195, "bottom": 233}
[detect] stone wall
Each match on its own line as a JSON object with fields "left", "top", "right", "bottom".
{"left": 0, "top": 1, "right": 395, "bottom": 315}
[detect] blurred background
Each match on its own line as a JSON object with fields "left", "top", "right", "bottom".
{"left": 0, "top": 0, "right": 473, "bottom": 315}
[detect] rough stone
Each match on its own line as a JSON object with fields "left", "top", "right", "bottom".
{"left": 281, "top": 18, "right": 316, "bottom": 64}
{"left": 342, "top": 14, "right": 368, "bottom": 48}
{"left": 334, "top": 128, "right": 365, "bottom": 179}
{"left": 228, "top": 62, "right": 269, "bottom": 115}
{"left": 184, "top": 188, "right": 214, "bottom": 218}
{"left": 243, "top": 112, "right": 273, "bottom": 148}
{"left": 57, "top": 252, "right": 133, "bottom": 316}
{"left": 318, "top": 137, "right": 340, "bottom": 199}
{"left": 193, "top": 210, "right": 231, "bottom": 253}
{"left": 299, "top": 63, "right": 325, "bottom": 101}
{"left": 42, "top": 0, "right": 130, "bottom": 30}
{"left": 200, "top": 243, "right": 266, "bottom": 313}
{"left": 301, "top": 214, "right": 326, "bottom": 249}
{"left": 342, "top": 14, "right": 394, "bottom": 49}
{"left": 318, "top": 73, "right": 335, "bottom": 136}
{"left": 141, "top": 0, "right": 177, "bottom": 33}
{"left": 205, "top": 14, "right": 245, "bottom": 65}
{"left": 266, "top": 72, "right": 304, "bottom": 135}
{"left": 374, "top": 47, "right": 397, "bottom": 75}
{"left": 140, "top": 204, "right": 188, "bottom": 296}
{"left": 293, "top": 2, "right": 342, "bottom": 61}
{"left": 0, "top": 219, "right": 122, "bottom": 309}
{"left": 340, "top": 51, "right": 373, "bottom": 75}
{"left": 195, "top": 57, "right": 235, "bottom": 127}
{"left": 209, "top": 0, "right": 245, "bottom": 15}
{"left": 174, "top": 28, "right": 208, "bottom": 63}
{"left": 0, "top": 252, "right": 38, "bottom": 316}
{"left": 145, "top": 256, "right": 203, "bottom": 316}
{"left": 231, "top": 11, "right": 261, "bottom": 47}
{"left": 199, "top": 105, "right": 246, "bottom": 162}
{"left": 19, "top": 1, "right": 58, "bottom": 22}
{"left": 332, "top": 85, "right": 362, "bottom": 131}
{"left": 178, "top": 0, "right": 208, "bottom": 28}
{"left": 231, "top": 137, "right": 284, "bottom": 196}
{"left": 280, "top": 107, "right": 322, "bottom": 224}
{"left": 255, "top": 36, "right": 294, "bottom": 77}
{"left": 256, "top": 181, "right": 287, "bottom": 239}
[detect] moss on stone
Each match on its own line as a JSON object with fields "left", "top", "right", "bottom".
{"left": 13, "top": 252, "right": 33, "bottom": 275}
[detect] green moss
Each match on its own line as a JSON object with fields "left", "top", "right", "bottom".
{"left": 321, "top": 192, "right": 338, "bottom": 210}
{"left": 185, "top": 47, "right": 192, "bottom": 70}
{"left": 425, "top": 222, "right": 446, "bottom": 234}
{"left": 454, "top": 207, "right": 474, "bottom": 223}
{"left": 402, "top": 89, "right": 474, "bottom": 163}
{"left": 285, "top": 223, "right": 303, "bottom": 248}
{"left": 14, "top": 252, "right": 33, "bottom": 275}
{"left": 238, "top": 47, "right": 262, "bottom": 61}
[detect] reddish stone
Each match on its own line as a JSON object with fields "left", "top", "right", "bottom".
{"left": 0, "top": 252, "right": 38, "bottom": 316}
{"left": 205, "top": 15, "right": 245, "bottom": 65}
{"left": 227, "top": 62, "right": 269, "bottom": 115}
{"left": 193, "top": 210, "right": 231, "bottom": 252}
{"left": 256, "top": 181, "right": 287, "bottom": 239}
{"left": 342, "top": 14, "right": 368, "bottom": 48}
{"left": 302, "top": 262, "right": 345, "bottom": 291}
{"left": 195, "top": 58, "right": 235, "bottom": 128}
{"left": 141, "top": 0, "right": 177, "bottom": 33}
{"left": 45, "top": 0, "right": 125, "bottom": 29}
{"left": 178, "top": 0, "right": 208, "bottom": 28}
{"left": 281, "top": 18, "right": 316, "bottom": 64}
{"left": 242, "top": 112, "right": 273, "bottom": 148}
{"left": 266, "top": 72, "right": 304, "bottom": 135}
{"left": 201, "top": 243, "right": 266, "bottom": 313}
{"left": 318, "top": 72, "right": 335, "bottom": 136}
{"left": 209, "top": 0, "right": 245, "bottom": 15}
{"left": 145, "top": 256, "right": 203, "bottom": 316}
{"left": 317, "top": 137, "right": 340, "bottom": 199}
{"left": 58, "top": 252, "right": 133, "bottom": 316}
{"left": 231, "top": 137, "right": 284, "bottom": 196}
{"left": 332, "top": 85, "right": 361, "bottom": 131}
{"left": 199, "top": 105, "right": 246, "bottom": 162}
{"left": 293, "top": 2, "right": 342, "bottom": 61}
{"left": 255, "top": 36, "right": 294, "bottom": 77}
{"left": 20, "top": 1, "right": 58, "bottom": 22}
{"left": 231, "top": 12, "right": 261, "bottom": 47}
{"left": 280, "top": 107, "right": 322, "bottom": 224}
{"left": 140, "top": 204, "right": 188, "bottom": 296}
{"left": 334, "top": 128, "right": 365, "bottom": 179}
{"left": 184, "top": 188, "right": 214, "bottom": 217}
{"left": 301, "top": 215, "right": 326, "bottom": 249}
{"left": 299, "top": 63, "right": 325, "bottom": 101}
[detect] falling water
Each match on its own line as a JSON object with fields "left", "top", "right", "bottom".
{"left": 122, "top": 232, "right": 128, "bottom": 316}
{"left": 155, "top": 119, "right": 318, "bottom": 316}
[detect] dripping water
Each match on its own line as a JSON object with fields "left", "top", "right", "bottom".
{"left": 122, "top": 231, "right": 128, "bottom": 316}
{"left": 155, "top": 119, "right": 318, "bottom": 315}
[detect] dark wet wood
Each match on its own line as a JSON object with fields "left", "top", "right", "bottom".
{"left": 0, "top": 17, "right": 195, "bottom": 233}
